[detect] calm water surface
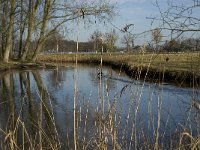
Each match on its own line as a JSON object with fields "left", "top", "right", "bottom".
{"left": 0, "top": 63, "right": 199, "bottom": 149}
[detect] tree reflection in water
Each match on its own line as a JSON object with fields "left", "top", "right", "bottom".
{"left": 47, "top": 67, "right": 66, "bottom": 90}
{"left": 0, "top": 70, "right": 60, "bottom": 149}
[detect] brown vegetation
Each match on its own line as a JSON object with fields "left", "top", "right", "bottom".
{"left": 37, "top": 52, "right": 200, "bottom": 87}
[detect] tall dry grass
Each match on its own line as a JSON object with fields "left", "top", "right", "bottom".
{"left": 0, "top": 94, "right": 61, "bottom": 150}
{"left": 62, "top": 50, "right": 200, "bottom": 149}
{"left": 0, "top": 51, "right": 199, "bottom": 149}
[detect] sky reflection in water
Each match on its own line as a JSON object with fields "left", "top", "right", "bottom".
{"left": 0, "top": 64, "right": 199, "bottom": 149}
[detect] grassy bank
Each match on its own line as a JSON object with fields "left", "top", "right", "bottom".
{"left": 37, "top": 52, "right": 200, "bottom": 86}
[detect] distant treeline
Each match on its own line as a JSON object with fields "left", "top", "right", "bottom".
{"left": 44, "top": 39, "right": 94, "bottom": 53}
{"left": 134, "top": 38, "right": 200, "bottom": 53}
{"left": 12, "top": 39, "right": 94, "bottom": 54}
{"left": 14, "top": 37, "right": 199, "bottom": 55}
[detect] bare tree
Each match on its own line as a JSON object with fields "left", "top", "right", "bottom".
{"left": 152, "top": 28, "right": 162, "bottom": 50}
{"left": 30, "top": 0, "right": 115, "bottom": 61}
{"left": 3, "top": 0, "right": 16, "bottom": 62}
{"left": 31, "top": 0, "right": 52, "bottom": 61}
{"left": 0, "top": 0, "right": 115, "bottom": 62}
{"left": 90, "top": 30, "right": 103, "bottom": 52}
{"left": 20, "top": 0, "right": 41, "bottom": 61}
{"left": 104, "top": 29, "right": 118, "bottom": 52}
{"left": 17, "top": 0, "right": 28, "bottom": 58}
{"left": 154, "top": 0, "right": 200, "bottom": 37}
{"left": 122, "top": 32, "right": 134, "bottom": 52}
{"left": 0, "top": 0, "right": 7, "bottom": 58}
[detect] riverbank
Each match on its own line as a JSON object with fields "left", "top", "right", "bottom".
{"left": 37, "top": 52, "right": 200, "bottom": 87}
{"left": 0, "top": 53, "right": 199, "bottom": 86}
{"left": 0, "top": 61, "right": 56, "bottom": 72}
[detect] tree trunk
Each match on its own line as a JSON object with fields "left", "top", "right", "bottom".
{"left": 31, "top": 0, "right": 51, "bottom": 61}
{"left": 3, "top": 0, "right": 15, "bottom": 62}
{"left": 18, "top": 0, "right": 26, "bottom": 59}
{"left": 1, "top": 0, "right": 8, "bottom": 58}
{"left": 21, "top": 0, "right": 39, "bottom": 61}
{"left": 32, "top": 38, "right": 46, "bottom": 61}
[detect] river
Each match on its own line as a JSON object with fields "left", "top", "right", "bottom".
{"left": 0, "top": 63, "right": 199, "bottom": 149}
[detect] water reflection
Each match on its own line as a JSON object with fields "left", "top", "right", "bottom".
{"left": 47, "top": 67, "right": 67, "bottom": 90}
{"left": 0, "top": 64, "right": 199, "bottom": 149}
{"left": 0, "top": 70, "right": 60, "bottom": 149}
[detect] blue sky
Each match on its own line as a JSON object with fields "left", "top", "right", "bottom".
{"left": 69, "top": 0, "right": 199, "bottom": 47}
{"left": 110, "top": 0, "right": 159, "bottom": 45}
